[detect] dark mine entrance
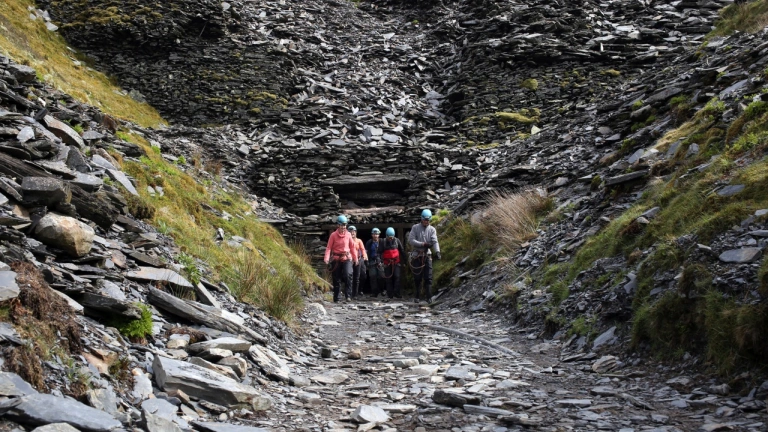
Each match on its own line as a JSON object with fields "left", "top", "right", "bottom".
{"left": 322, "top": 174, "right": 411, "bottom": 207}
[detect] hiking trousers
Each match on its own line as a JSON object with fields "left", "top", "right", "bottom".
{"left": 412, "top": 255, "right": 433, "bottom": 300}
{"left": 331, "top": 260, "right": 353, "bottom": 301}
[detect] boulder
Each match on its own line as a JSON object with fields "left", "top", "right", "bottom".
{"left": 152, "top": 355, "right": 268, "bottom": 407}
{"left": 217, "top": 357, "right": 248, "bottom": 378}
{"left": 187, "top": 357, "right": 239, "bottom": 381}
{"left": 106, "top": 169, "right": 139, "bottom": 196}
{"left": 718, "top": 248, "right": 762, "bottom": 263}
{"left": 33, "top": 212, "right": 95, "bottom": 257}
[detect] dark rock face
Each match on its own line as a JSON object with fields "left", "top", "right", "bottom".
{"left": 38, "top": 0, "right": 312, "bottom": 126}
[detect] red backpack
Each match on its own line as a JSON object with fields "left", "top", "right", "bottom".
{"left": 381, "top": 238, "right": 401, "bottom": 264}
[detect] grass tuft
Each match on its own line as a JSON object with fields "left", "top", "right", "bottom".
{"left": 223, "top": 250, "right": 304, "bottom": 322}
{"left": 477, "top": 189, "right": 551, "bottom": 253}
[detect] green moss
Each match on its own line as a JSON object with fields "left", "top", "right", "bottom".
{"left": 758, "top": 254, "right": 768, "bottom": 296}
{"left": 632, "top": 100, "right": 644, "bottom": 110}
{"left": 521, "top": 78, "right": 539, "bottom": 91}
{"left": 601, "top": 69, "right": 621, "bottom": 77}
{"left": 495, "top": 111, "right": 536, "bottom": 125}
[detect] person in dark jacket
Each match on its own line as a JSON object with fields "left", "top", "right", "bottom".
{"left": 365, "top": 228, "right": 384, "bottom": 297}
{"left": 380, "top": 227, "right": 405, "bottom": 299}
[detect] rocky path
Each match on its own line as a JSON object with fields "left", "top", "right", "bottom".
{"left": 257, "top": 298, "right": 767, "bottom": 432}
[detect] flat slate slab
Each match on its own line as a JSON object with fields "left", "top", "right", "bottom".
{"left": 153, "top": 355, "right": 266, "bottom": 407}
{"left": 188, "top": 337, "right": 252, "bottom": 354}
{"left": 193, "top": 422, "right": 270, "bottom": 432}
{"left": 126, "top": 267, "right": 193, "bottom": 289}
{"left": 43, "top": 115, "right": 84, "bottom": 148}
{"left": 106, "top": 169, "right": 138, "bottom": 196}
{"left": 718, "top": 248, "right": 762, "bottom": 263}
{"left": 4, "top": 393, "right": 121, "bottom": 432}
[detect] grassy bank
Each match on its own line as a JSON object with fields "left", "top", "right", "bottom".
{"left": 0, "top": 0, "right": 164, "bottom": 127}
{"left": 119, "top": 131, "right": 325, "bottom": 321}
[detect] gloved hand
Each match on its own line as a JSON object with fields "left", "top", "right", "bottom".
{"left": 423, "top": 242, "right": 432, "bottom": 248}
{"left": 435, "top": 252, "right": 442, "bottom": 260}
{"left": 324, "top": 259, "right": 329, "bottom": 265}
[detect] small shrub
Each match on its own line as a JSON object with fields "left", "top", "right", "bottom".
{"left": 72, "top": 124, "right": 84, "bottom": 134}
{"left": 176, "top": 155, "right": 187, "bottom": 165}
{"left": 632, "top": 100, "right": 644, "bottom": 110}
{"left": 111, "top": 303, "right": 153, "bottom": 341}
{"left": 126, "top": 193, "right": 156, "bottom": 220}
{"left": 177, "top": 252, "right": 201, "bottom": 285}
{"left": 601, "top": 69, "right": 621, "bottom": 77}
{"left": 759, "top": 254, "right": 768, "bottom": 296}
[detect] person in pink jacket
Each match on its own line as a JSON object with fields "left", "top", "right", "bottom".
{"left": 348, "top": 226, "right": 369, "bottom": 299}
{"left": 324, "top": 215, "right": 358, "bottom": 302}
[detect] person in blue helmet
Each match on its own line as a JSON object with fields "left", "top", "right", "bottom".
{"left": 323, "top": 215, "right": 358, "bottom": 303}
{"left": 347, "top": 226, "right": 368, "bottom": 299}
{"left": 365, "top": 228, "right": 384, "bottom": 297}
{"left": 380, "top": 227, "right": 405, "bottom": 299}
{"left": 408, "top": 209, "right": 441, "bottom": 303}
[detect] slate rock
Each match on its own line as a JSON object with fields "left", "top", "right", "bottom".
{"left": 32, "top": 424, "right": 81, "bottom": 432}
{"left": 21, "top": 177, "right": 71, "bottom": 207}
{"left": 248, "top": 345, "right": 289, "bottom": 381}
{"left": 126, "top": 267, "right": 193, "bottom": 290}
{"left": 432, "top": 389, "right": 481, "bottom": 407}
{"left": 42, "top": 115, "right": 84, "bottom": 148}
{"left": 8, "top": 63, "right": 37, "bottom": 83}
{"left": 217, "top": 357, "right": 248, "bottom": 378}
{"left": 153, "top": 355, "right": 267, "bottom": 407}
{"left": 310, "top": 370, "right": 349, "bottom": 385}
{"left": 716, "top": 184, "right": 745, "bottom": 197}
{"left": 4, "top": 393, "right": 121, "bottom": 432}
{"left": 87, "top": 388, "right": 119, "bottom": 416}
{"left": 33, "top": 212, "right": 95, "bottom": 257}
{"left": 592, "top": 326, "right": 616, "bottom": 349}
{"left": 350, "top": 405, "right": 389, "bottom": 424}
{"left": 186, "top": 357, "right": 240, "bottom": 381}
{"left": 106, "top": 169, "right": 138, "bottom": 196}
{"left": 143, "top": 412, "right": 182, "bottom": 432}
{"left": 0, "top": 372, "right": 38, "bottom": 397}
{"left": 188, "top": 337, "right": 251, "bottom": 354}
{"left": 718, "top": 248, "right": 762, "bottom": 263}
{"left": 0, "top": 271, "right": 20, "bottom": 302}
{"left": 444, "top": 365, "right": 475, "bottom": 381}
{"left": 193, "top": 422, "right": 269, "bottom": 432}
{"left": 71, "top": 172, "right": 103, "bottom": 192}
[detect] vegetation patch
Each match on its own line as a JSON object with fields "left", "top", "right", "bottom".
{"left": 495, "top": 110, "right": 538, "bottom": 125}
{"left": 108, "top": 303, "right": 153, "bottom": 342}
{"left": 120, "top": 131, "right": 324, "bottom": 320}
{"left": 1, "top": 262, "right": 82, "bottom": 393}
{"left": 709, "top": 0, "right": 768, "bottom": 38}
{"left": 0, "top": 0, "right": 165, "bottom": 127}
{"left": 434, "top": 191, "right": 551, "bottom": 291}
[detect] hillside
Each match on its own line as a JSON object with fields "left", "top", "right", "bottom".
{"left": 0, "top": 0, "right": 768, "bottom": 431}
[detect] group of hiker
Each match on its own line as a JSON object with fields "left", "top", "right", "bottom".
{"left": 323, "top": 209, "right": 441, "bottom": 303}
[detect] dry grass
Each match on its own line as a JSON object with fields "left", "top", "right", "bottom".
{"left": 2, "top": 262, "right": 82, "bottom": 392}
{"left": 477, "top": 189, "right": 551, "bottom": 252}
{"left": 0, "top": 0, "right": 165, "bottom": 127}
{"left": 222, "top": 250, "right": 304, "bottom": 322}
{"left": 709, "top": 0, "right": 768, "bottom": 37}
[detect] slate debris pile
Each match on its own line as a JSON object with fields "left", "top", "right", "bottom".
{"left": 0, "top": 55, "right": 309, "bottom": 431}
